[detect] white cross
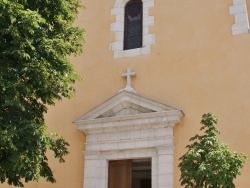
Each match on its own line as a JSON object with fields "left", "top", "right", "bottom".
{"left": 120, "top": 67, "right": 136, "bottom": 93}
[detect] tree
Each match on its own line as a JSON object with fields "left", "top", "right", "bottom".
{"left": 178, "top": 113, "right": 248, "bottom": 188}
{"left": 0, "top": 0, "right": 84, "bottom": 187}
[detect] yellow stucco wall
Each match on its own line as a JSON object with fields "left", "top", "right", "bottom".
{"left": 3, "top": 0, "right": 250, "bottom": 187}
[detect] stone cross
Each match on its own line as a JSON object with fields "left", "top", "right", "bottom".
{"left": 120, "top": 67, "right": 136, "bottom": 93}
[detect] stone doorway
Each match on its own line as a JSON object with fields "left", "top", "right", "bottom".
{"left": 74, "top": 91, "right": 183, "bottom": 188}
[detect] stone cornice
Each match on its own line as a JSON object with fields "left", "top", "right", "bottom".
{"left": 75, "top": 110, "right": 183, "bottom": 134}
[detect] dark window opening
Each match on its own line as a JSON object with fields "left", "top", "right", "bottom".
{"left": 124, "top": 0, "right": 143, "bottom": 50}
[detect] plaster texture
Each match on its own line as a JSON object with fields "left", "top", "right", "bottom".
{"left": 3, "top": 0, "right": 250, "bottom": 188}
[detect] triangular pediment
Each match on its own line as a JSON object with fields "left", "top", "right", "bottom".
{"left": 74, "top": 91, "right": 180, "bottom": 121}
{"left": 96, "top": 100, "right": 155, "bottom": 118}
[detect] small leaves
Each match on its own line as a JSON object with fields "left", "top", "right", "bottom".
{"left": 49, "top": 133, "right": 69, "bottom": 163}
{"left": 178, "top": 113, "right": 248, "bottom": 188}
{"left": 0, "top": 0, "right": 83, "bottom": 187}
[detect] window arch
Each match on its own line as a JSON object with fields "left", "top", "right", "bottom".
{"left": 124, "top": 0, "right": 143, "bottom": 50}
{"left": 110, "top": 0, "right": 155, "bottom": 58}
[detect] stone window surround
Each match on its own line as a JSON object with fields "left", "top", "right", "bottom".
{"left": 229, "top": 0, "right": 249, "bottom": 35}
{"left": 110, "top": 0, "right": 155, "bottom": 59}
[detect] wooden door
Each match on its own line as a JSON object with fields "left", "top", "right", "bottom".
{"left": 108, "top": 160, "right": 131, "bottom": 188}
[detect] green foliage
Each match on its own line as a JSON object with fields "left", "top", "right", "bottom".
{"left": 178, "top": 113, "right": 248, "bottom": 188}
{"left": 0, "top": 0, "right": 84, "bottom": 186}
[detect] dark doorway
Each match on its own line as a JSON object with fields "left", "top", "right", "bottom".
{"left": 141, "top": 179, "right": 151, "bottom": 188}
{"left": 108, "top": 158, "right": 151, "bottom": 188}
{"left": 132, "top": 159, "right": 151, "bottom": 188}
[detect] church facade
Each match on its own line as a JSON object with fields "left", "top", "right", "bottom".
{"left": 3, "top": 0, "right": 250, "bottom": 188}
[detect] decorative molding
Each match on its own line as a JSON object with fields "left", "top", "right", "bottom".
{"left": 74, "top": 91, "right": 184, "bottom": 188}
{"left": 75, "top": 110, "right": 182, "bottom": 134}
{"left": 74, "top": 91, "right": 181, "bottom": 121}
{"left": 110, "top": 0, "right": 155, "bottom": 58}
{"left": 229, "top": 0, "right": 249, "bottom": 35}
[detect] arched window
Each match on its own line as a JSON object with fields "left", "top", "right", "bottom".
{"left": 124, "top": 0, "right": 143, "bottom": 50}
{"left": 110, "top": 0, "right": 154, "bottom": 58}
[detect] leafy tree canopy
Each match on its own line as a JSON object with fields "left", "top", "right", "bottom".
{"left": 0, "top": 0, "right": 84, "bottom": 186}
{"left": 179, "top": 113, "right": 248, "bottom": 188}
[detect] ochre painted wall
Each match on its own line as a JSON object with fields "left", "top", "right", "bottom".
{"left": 3, "top": 0, "right": 250, "bottom": 187}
